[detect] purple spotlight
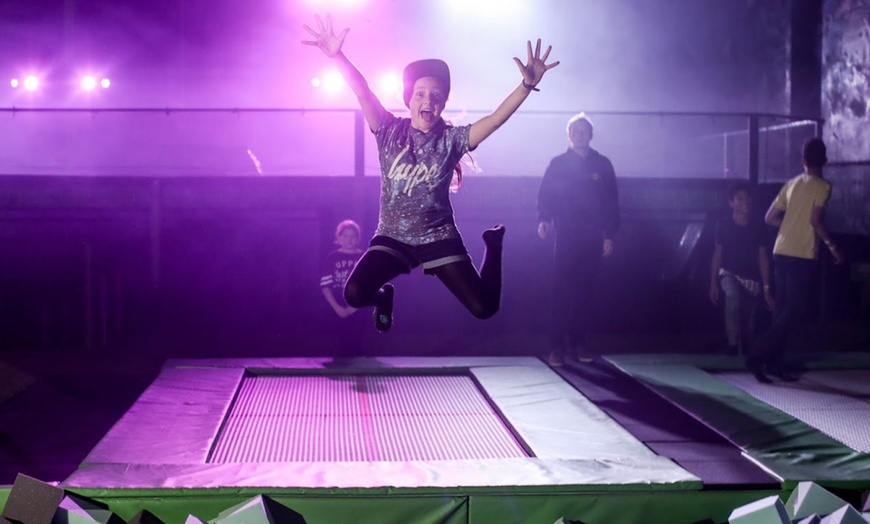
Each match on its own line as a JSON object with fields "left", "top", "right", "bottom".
{"left": 81, "top": 75, "right": 97, "bottom": 91}
{"left": 100, "top": 77, "right": 111, "bottom": 89}
{"left": 10, "top": 78, "right": 19, "bottom": 88}
{"left": 311, "top": 77, "right": 322, "bottom": 88}
{"left": 23, "top": 75, "right": 39, "bottom": 91}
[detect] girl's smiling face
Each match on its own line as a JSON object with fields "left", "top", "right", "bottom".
{"left": 409, "top": 76, "right": 446, "bottom": 132}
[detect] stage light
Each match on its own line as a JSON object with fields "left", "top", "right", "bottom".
{"left": 81, "top": 75, "right": 97, "bottom": 91}
{"left": 100, "top": 78, "right": 110, "bottom": 89}
{"left": 378, "top": 72, "right": 401, "bottom": 100}
{"left": 322, "top": 69, "right": 344, "bottom": 93}
{"left": 23, "top": 75, "right": 39, "bottom": 91}
{"left": 10, "top": 78, "right": 19, "bottom": 88}
{"left": 311, "top": 77, "right": 321, "bottom": 88}
{"left": 304, "top": 0, "right": 365, "bottom": 8}
{"left": 443, "top": 0, "right": 524, "bottom": 18}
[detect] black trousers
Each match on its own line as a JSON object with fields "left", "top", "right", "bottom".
{"left": 749, "top": 254, "right": 817, "bottom": 367}
{"left": 549, "top": 238, "right": 602, "bottom": 350}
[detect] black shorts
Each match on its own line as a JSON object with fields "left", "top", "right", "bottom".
{"left": 368, "top": 236, "right": 471, "bottom": 275}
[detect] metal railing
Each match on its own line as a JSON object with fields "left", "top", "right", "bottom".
{"left": 1, "top": 107, "right": 822, "bottom": 181}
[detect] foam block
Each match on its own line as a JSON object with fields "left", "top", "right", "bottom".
{"left": 184, "top": 516, "right": 206, "bottom": 524}
{"left": 1, "top": 474, "right": 65, "bottom": 524}
{"left": 787, "top": 482, "right": 850, "bottom": 520}
{"left": 54, "top": 493, "right": 123, "bottom": 524}
{"left": 126, "top": 510, "right": 164, "bottom": 524}
{"left": 210, "top": 496, "right": 305, "bottom": 524}
{"left": 796, "top": 515, "right": 821, "bottom": 524}
{"left": 728, "top": 495, "right": 789, "bottom": 524}
{"left": 820, "top": 505, "right": 866, "bottom": 524}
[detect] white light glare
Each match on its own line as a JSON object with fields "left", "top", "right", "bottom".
{"left": 100, "top": 78, "right": 111, "bottom": 89}
{"left": 322, "top": 70, "right": 344, "bottom": 93}
{"left": 378, "top": 72, "right": 401, "bottom": 100}
{"left": 444, "top": 0, "right": 523, "bottom": 18}
{"left": 81, "top": 75, "right": 97, "bottom": 91}
{"left": 305, "top": 0, "right": 366, "bottom": 7}
{"left": 10, "top": 78, "right": 19, "bottom": 88}
{"left": 23, "top": 76, "right": 39, "bottom": 91}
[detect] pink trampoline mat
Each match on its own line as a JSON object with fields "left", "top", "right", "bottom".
{"left": 210, "top": 374, "right": 528, "bottom": 462}
{"left": 68, "top": 357, "right": 696, "bottom": 489}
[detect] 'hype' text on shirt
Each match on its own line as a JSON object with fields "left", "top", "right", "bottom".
{"left": 387, "top": 145, "right": 440, "bottom": 196}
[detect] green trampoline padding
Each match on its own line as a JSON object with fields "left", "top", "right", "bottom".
{"left": 605, "top": 353, "right": 870, "bottom": 489}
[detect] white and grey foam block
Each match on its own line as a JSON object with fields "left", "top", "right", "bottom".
{"left": 819, "top": 505, "right": 867, "bottom": 524}
{"left": 787, "top": 482, "right": 849, "bottom": 520}
{"left": 126, "top": 510, "right": 164, "bottom": 524}
{"left": 796, "top": 514, "right": 821, "bottom": 524}
{"left": 53, "top": 493, "right": 123, "bottom": 524}
{"left": 729, "top": 495, "right": 790, "bottom": 524}
{"left": 184, "top": 516, "right": 206, "bottom": 524}
{"left": 209, "top": 496, "right": 306, "bottom": 524}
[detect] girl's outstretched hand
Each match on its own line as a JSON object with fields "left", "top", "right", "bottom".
{"left": 302, "top": 14, "right": 348, "bottom": 57}
{"left": 513, "top": 39, "right": 559, "bottom": 88}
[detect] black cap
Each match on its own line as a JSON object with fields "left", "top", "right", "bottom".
{"left": 402, "top": 59, "right": 450, "bottom": 108}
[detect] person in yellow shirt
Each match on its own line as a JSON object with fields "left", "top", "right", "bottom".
{"left": 746, "top": 138, "right": 844, "bottom": 383}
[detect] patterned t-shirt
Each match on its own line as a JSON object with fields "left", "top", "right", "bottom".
{"left": 320, "top": 250, "right": 361, "bottom": 307}
{"left": 373, "top": 114, "right": 471, "bottom": 245}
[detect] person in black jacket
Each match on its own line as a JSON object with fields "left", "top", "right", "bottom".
{"left": 538, "top": 113, "right": 620, "bottom": 366}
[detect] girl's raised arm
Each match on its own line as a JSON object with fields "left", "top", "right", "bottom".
{"left": 302, "top": 14, "right": 389, "bottom": 131}
{"left": 469, "top": 39, "right": 559, "bottom": 150}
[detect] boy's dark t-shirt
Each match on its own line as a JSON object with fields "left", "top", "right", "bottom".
{"left": 320, "top": 250, "right": 361, "bottom": 307}
{"left": 715, "top": 218, "right": 766, "bottom": 281}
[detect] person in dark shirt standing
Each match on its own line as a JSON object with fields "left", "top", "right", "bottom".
{"left": 320, "top": 219, "right": 366, "bottom": 357}
{"left": 538, "top": 113, "right": 620, "bottom": 366}
{"left": 709, "top": 182, "right": 774, "bottom": 356}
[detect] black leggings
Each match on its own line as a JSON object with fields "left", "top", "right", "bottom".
{"left": 344, "top": 245, "right": 502, "bottom": 320}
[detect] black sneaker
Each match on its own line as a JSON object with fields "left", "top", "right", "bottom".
{"left": 750, "top": 368, "right": 773, "bottom": 384}
{"left": 373, "top": 283, "right": 394, "bottom": 332}
{"left": 746, "top": 357, "right": 772, "bottom": 384}
{"left": 768, "top": 365, "right": 801, "bottom": 382}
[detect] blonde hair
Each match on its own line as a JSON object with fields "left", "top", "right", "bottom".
{"left": 334, "top": 219, "right": 361, "bottom": 243}
{"left": 567, "top": 112, "right": 594, "bottom": 134}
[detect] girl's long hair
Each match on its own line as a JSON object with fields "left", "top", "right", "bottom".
{"left": 451, "top": 161, "right": 463, "bottom": 192}
{"left": 451, "top": 152, "right": 481, "bottom": 193}
{"left": 444, "top": 112, "right": 480, "bottom": 192}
